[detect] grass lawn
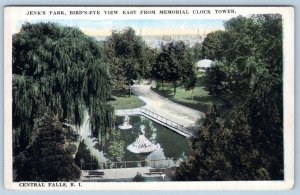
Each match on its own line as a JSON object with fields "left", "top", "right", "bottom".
{"left": 108, "top": 90, "right": 146, "bottom": 110}
{"left": 152, "top": 72, "right": 216, "bottom": 112}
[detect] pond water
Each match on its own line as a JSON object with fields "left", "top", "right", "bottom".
{"left": 92, "top": 115, "right": 190, "bottom": 168}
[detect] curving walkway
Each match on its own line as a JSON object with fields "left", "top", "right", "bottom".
{"left": 131, "top": 83, "right": 205, "bottom": 132}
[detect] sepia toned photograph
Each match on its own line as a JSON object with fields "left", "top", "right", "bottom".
{"left": 4, "top": 6, "right": 294, "bottom": 190}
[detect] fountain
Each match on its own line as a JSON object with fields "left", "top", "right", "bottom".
{"left": 118, "top": 114, "right": 132, "bottom": 129}
{"left": 127, "top": 125, "right": 158, "bottom": 154}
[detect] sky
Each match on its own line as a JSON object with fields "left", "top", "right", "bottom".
{"left": 16, "top": 19, "right": 225, "bottom": 37}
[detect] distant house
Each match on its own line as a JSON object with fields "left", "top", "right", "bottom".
{"left": 196, "top": 59, "right": 215, "bottom": 71}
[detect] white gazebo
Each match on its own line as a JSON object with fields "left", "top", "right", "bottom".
{"left": 127, "top": 125, "right": 158, "bottom": 154}
{"left": 196, "top": 59, "right": 215, "bottom": 71}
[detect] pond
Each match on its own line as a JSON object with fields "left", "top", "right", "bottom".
{"left": 91, "top": 115, "right": 190, "bottom": 168}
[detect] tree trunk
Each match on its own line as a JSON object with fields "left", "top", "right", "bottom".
{"left": 173, "top": 82, "right": 176, "bottom": 96}
{"left": 191, "top": 89, "right": 194, "bottom": 100}
{"left": 128, "top": 82, "right": 131, "bottom": 97}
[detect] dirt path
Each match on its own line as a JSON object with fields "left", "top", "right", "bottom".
{"left": 131, "top": 84, "right": 205, "bottom": 128}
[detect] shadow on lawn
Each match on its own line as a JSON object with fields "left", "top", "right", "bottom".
{"left": 151, "top": 87, "right": 174, "bottom": 98}
{"left": 112, "top": 89, "right": 131, "bottom": 97}
{"left": 108, "top": 89, "right": 146, "bottom": 109}
{"left": 172, "top": 99, "right": 212, "bottom": 112}
{"left": 152, "top": 87, "right": 212, "bottom": 112}
{"left": 107, "top": 89, "right": 134, "bottom": 101}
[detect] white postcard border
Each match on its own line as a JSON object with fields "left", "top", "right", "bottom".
{"left": 4, "top": 6, "right": 295, "bottom": 190}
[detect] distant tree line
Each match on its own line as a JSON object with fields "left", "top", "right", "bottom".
{"left": 174, "top": 14, "right": 283, "bottom": 181}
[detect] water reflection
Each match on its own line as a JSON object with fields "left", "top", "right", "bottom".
{"left": 89, "top": 115, "right": 190, "bottom": 167}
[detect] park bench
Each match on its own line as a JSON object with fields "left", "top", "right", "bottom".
{"left": 86, "top": 171, "right": 104, "bottom": 179}
{"left": 144, "top": 168, "right": 166, "bottom": 180}
{"left": 145, "top": 168, "right": 165, "bottom": 176}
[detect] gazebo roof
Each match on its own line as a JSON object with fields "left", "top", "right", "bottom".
{"left": 196, "top": 59, "right": 214, "bottom": 69}
{"left": 127, "top": 134, "right": 158, "bottom": 154}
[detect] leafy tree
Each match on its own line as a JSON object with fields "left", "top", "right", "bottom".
{"left": 153, "top": 41, "right": 197, "bottom": 95}
{"left": 107, "top": 129, "right": 125, "bottom": 162}
{"left": 12, "top": 22, "right": 114, "bottom": 155}
{"left": 201, "top": 30, "right": 231, "bottom": 61}
{"left": 191, "top": 42, "right": 202, "bottom": 61}
{"left": 204, "top": 62, "right": 227, "bottom": 102}
{"left": 174, "top": 106, "right": 271, "bottom": 181}
{"left": 206, "top": 14, "right": 283, "bottom": 118}
{"left": 14, "top": 115, "right": 81, "bottom": 181}
{"left": 181, "top": 47, "right": 198, "bottom": 99}
{"left": 105, "top": 27, "right": 156, "bottom": 95}
{"left": 174, "top": 107, "right": 232, "bottom": 181}
{"left": 176, "top": 14, "right": 283, "bottom": 181}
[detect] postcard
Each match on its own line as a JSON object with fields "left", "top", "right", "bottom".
{"left": 4, "top": 6, "right": 294, "bottom": 190}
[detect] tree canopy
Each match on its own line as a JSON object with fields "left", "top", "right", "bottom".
{"left": 13, "top": 22, "right": 115, "bottom": 155}
{"left": 105, "top": 27, "right": 157, "bottom": 95}
{"left": 175, "top": 14, "right": 283, "bottom": 180}
{"left": 14, "top": 115, "right": 81, "bottom": 181}
{"left": 152, "top": 41, "right": 197, "bottom": 95}
{"left": 201, "top": 30, "right": 231, "bottom": 61}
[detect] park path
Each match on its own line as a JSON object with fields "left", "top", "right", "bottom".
{"left": 131, "top": 83, "right": 205, "bottom": 129}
